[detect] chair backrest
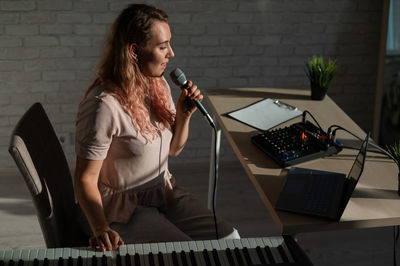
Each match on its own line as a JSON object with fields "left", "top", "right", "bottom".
{"left": 8, "top": 102, "right": 89, "bottom": 248}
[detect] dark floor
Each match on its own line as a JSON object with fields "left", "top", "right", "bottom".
{"left": 0, "top": 160, "right": 396, "bottom": 265}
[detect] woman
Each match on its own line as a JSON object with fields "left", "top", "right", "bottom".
{"left": 74, "top": 4, "right": 238, "bottom": 251}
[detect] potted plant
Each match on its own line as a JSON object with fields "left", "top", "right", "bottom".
{"left": 305, "top": 55, "right": 337, "bottom": 100}
{"left": 386, "top": 141, "right": 400, "bottom": 195}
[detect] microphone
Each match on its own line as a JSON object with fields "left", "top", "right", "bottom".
{"left": 169, "top": 68, "right": 215, "bottom": 127}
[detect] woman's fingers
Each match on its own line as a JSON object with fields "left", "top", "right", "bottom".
{"left": 110, "top": 230, "right": 123, "bottom": 250}
{"left": 89, "top": 229, "right": 124, "bottom": 251}
{"left": 100, "top": 231, "right": 113, "bottom": 251}
{"left": 186, "top": 80, "right": 202, "bottom": 101}
{"left": 89, "top": 236, "right": 105, "bottom": 252}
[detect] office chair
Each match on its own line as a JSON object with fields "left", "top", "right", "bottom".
{"left": 8, "top": 102, "right": 90, "bottom": 248}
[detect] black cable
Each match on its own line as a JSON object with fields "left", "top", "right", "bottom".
{"left": 331, "top": 126, "right": 398, "bottom": 163}
{"left": 211, "top": 122, "right": 219, "bottom": 240}
{"left": 331, "top": 126, "right": 363, "bottom": 142}
{"left": 302, "top": 110, "right": 324, "bottom": 131}
{"left": 340, "top": 145, "right": 391, "bottom": 156}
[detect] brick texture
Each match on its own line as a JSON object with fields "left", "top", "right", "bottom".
{"left": 0, "top": 0, "right": 382, "bottom": 170}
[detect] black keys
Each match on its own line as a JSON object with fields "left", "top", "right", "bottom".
{"left": 278, "top": 245, "right": 290, "bottom": 263}
{"left": 101, "top": 254, "right": 108, "bottom": 266}
{"left": 180, "top": 251, "right": 188, "bottom": 266}
{"left": 171, "top": 251, "right": 179, "bottom": 266}
{"left": 225, "top": 248, "right": 236, "bottom": 265}
{"left": 133, "top": 254, "right": 140, "bottom": 266}
{"left": 125, "top": 254, "right": 131, "bottom": 266}
{"left": 93, "top": 255, "right": 99, "bottom": 266}
{"left": 148, "top": 252, "right": 155, "bottom": 266}
{"left": 188, "top": 250, "right": 197, "bottom": 266}
{"left": 233, "top": 248, "right": 244, "bottom": 265}
{"left": 211, "top": 249, "right": 221, "bottom": 266}
{"left": 256, "top": 246, "right": 267, "bottom": 265}
{"left": 157, "top": 252, "right": 165, "bottom": 266}
{"left": 77, "top": 256, "right": 84, "bottom": 266}
{"left": 67, "top": 256, "right": 73, "bottom": 266}
{"left": 242, "top": 247, "right": 253, "bottom": 265}
{"left": 202, "top": 249, "right": 212, "bottom": 266}
{"left": 115, "top": 254, "right": 121, "bottom": 266}
{"left": 264, "top": 246, "right": 276, "bottom": 264}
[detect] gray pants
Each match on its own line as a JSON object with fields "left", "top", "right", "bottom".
{"left": 110, "top": 186, "right": 235, "bottom": 244}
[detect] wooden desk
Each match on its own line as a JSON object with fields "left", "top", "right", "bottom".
{"left": 204, "top": 87, "right": 399, "bottom": 234}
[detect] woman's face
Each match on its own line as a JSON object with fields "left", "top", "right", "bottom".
{"left": 138, "top": 20, "right": 174, "bottom": 77}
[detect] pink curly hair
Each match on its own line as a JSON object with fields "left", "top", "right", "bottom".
{"left": 85, "top": 4, "right": 175, "bottom": 141}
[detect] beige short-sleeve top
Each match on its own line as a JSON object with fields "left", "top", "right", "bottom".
{"left": 75, "top": 80, "right": 175, "bottom": 223}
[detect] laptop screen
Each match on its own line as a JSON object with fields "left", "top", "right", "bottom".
{"left": 337, "top": 132, "right": 370, "bottom": 218}
{"left": 347, "top": 132, "right": 370, "bottom": 182}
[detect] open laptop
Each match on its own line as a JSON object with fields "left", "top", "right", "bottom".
{"left": 275, "top": 132, "right": 370, "bottom": 221}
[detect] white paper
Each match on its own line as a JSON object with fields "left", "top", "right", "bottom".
{"left": 227, "top": 98, "right": 302, "bottom": 131}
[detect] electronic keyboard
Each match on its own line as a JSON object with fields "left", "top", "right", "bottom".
{"left": 0, "top": 236, "right": 312, "bottom": 266}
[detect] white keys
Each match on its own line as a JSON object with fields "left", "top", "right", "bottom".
{"left": 133, "top": 243, "right": 147, "bottom": 266}
{"left": 193, "top": 240, "right": 206, "bottom": 265}
{"left": 142, "top": 243, "right": 152, "bottom": 266}
{"left": 172, "top": 241, "right": 184, "bottom": 266}
{"left": 70, "top": 247, "right": 79, "bottom": 266}
{"left": 27, "top": 249, "right": 38, "bottom": 266}
{"left": 45, "top": 248, "right": 55, "bottom": 266}
{"left": 20, "top": 249, "right": 31, "bottom": 266}
{"left": 118, "top": 245, "right": 128, "bottom": 266}
{"left": 241, "top": 238, "right": 259, "bottom": 265}
{"left": 255, "top": 237, "right": 272, "bottom": 264}
{"left": 157, "top": 242, "right": 172, "bottom": 266}
{"left": 60, "top": 248, "right": 71, "bottom": 266}
{"left": 149, "top": 243, "right": 159, "bottom": 265}
{"left": 3, "top": 250, "right": 13, "bottom": 263}
{"left": 103, "top": 250, "right": 114, "bottom": 266}
{"left": 53, "top": 248, "right": 63, "bottom": 265}
{"left": 37, "top": 248, "right": 46, "bottom": 266}
{"left": 78, "top": 248, "right": 88, "bottom": 266}
{"left": 211, "top": 239, "right": 229, "bottom": 266}
{"left": 0, "top": 250, "right": 4, "bottom": 261}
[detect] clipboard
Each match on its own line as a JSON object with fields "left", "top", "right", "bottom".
{"left": 226, "top": 98, "right": 303, "bottom": 131}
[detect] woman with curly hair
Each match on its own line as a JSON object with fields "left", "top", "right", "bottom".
{"left": 74, "top": 4, "right": 238, "bottom": 251}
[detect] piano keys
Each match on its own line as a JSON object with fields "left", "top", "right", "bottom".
{"left": 0, "top": 235, "right": 312, "bottom": 266}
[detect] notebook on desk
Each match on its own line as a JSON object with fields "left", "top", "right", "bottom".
{"left": 275, "top": 132, "right": 370, "bottom": 220}
{"left": 226, "top": 98, "right": 302, "bottom": 131}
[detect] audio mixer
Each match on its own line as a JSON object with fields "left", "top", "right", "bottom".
{"left": 251, "top": 121, "right": 342, "bottom": 167}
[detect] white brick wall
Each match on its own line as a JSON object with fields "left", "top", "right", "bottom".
{"left": 0, "top": 0, "right": 382, "bottom": 170}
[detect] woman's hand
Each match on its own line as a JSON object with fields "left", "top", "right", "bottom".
{"left": 175, "top": 80, "right": 203, "bottom": 120}
{"left": 89, "top": 226, "right": 124, "bottom": 251}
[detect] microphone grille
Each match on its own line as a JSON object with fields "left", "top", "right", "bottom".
{"left": 169, "top": 68, "right": 187, "bottom": 86}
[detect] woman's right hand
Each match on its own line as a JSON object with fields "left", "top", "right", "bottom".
{"left": 89, "top": 226, "right": 124, "bottom": 251}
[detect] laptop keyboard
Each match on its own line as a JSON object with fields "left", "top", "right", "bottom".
{"left": 302, "top": 174, "right": 337, "bottom": 214}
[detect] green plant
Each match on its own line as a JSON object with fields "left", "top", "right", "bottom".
{"left": 305, "top": 55, "right": 337, "bottom": 89}
{"left": 386, "top": 141, "right": 400, "bottom": 171}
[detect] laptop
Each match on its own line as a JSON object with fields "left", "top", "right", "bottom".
{"left": 275, "top": 132, "right": 370, "bottom": 221}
